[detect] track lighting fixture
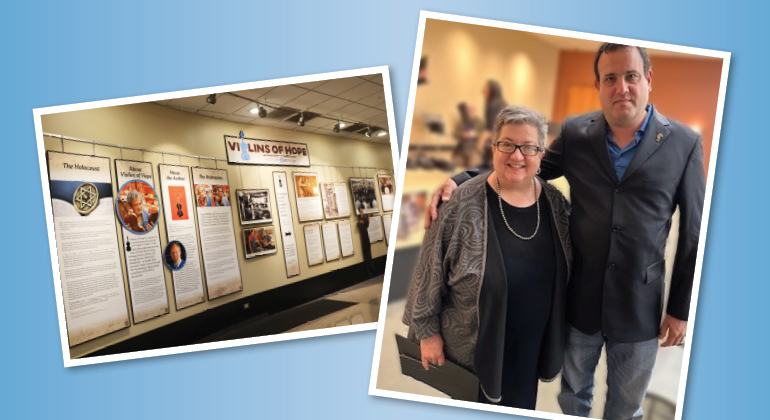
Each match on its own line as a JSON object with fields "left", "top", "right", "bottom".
{"left": 250, "top": 103, "right": 267, "bottom": 118}
{"left": 298, "top": 112, "right": 305, "bottom": 127}
{"left": 206, "top": 94, "right": 217, "bottom": 105}
{"left": 365, "top": 126, "right": 372, "bottom": 138}
{"left": 333, "top": 121, "right": 340, "bottom": 133}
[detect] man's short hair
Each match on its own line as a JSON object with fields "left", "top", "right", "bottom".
{"left": 593, "top": 43, "right": 652, "bottom": 82}
{"left": 126, "top": 189, "right": 143, "bottom": 205}
{"left": 170, "top": 242, "right": 181, "bottom": 252}
{"left": 492, "top": 105, "right": 548, "bottom": 149}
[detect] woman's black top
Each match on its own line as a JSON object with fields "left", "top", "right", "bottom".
{"left": 484, "top": 182, "right": 556, "bottom": 409}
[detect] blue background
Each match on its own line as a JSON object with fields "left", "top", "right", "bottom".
{"left": 3, "top": 1, "right": 764, "bottom": 418}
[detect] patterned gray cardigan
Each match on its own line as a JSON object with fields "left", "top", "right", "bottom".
{"left": 403, "top": 174, "right": 572, "bottom": 398}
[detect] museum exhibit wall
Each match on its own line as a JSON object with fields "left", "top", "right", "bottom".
{"left": 41, "top": 102, "right": 394, "bottom": 358}
{"left": 412, "top": 18, "right": 560, "bottom": 133}
{"left": 551, "top": 50, "right": 722, "bottom": 173}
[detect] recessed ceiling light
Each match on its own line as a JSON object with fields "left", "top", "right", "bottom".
{"left": 250, "top": 107, "right": 259, "bottom": 114}
{"left": 378, "top": 131, "right": 387, "bottom": 137}
{"left": 339, "top": 123, "right": 346, "bottom": 128}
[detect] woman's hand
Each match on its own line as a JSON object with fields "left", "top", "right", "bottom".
{"left": 419, "top": 334, "right": 445, "bottom": 370}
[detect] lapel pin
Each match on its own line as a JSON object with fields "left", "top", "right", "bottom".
{"left": 656, "top": 133, "right": 663, "bottom": 142}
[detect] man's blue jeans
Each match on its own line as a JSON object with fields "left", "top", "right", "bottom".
{"left": 558, "top": 325, "right": 658, "bottom": 419}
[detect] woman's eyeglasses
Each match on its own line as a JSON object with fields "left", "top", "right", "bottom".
{"left": 493, "top": 141, "right": 543, "bottom": 156}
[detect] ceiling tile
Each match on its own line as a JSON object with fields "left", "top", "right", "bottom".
{"left": 153, "top": 99, "right": 172, "bottom": 106}
{"left": 201, "top": 94, "right": 251, "bottom": 114}
{"left": 305, "top": 116, "right": 335, "bottom": 128}
{"left": 233, "top": 103, "right": 266, "bottom": 118}
{"left": 337, "top": 81, "right": 382, "bottom": 102}
{"left": 351, "top": 107, "right": 385, "bottom": 121}
{"left": 260, "top": 85, "right": 306, "bottom": 106}
{"left": 293, "top": 80, "right": 327, "bottom": 90}
{"left": 283, "top": 91, "right": 333, "bottom": 111}
{"left": 367, "top": 74, "right": 384, "bottom": 85}
{"left": 167, "top": 95, "right": 210, "bottom": 111}
{"left": 294, "top": 125, "right": 318, "bottom": 133}
{"left": 197, "top": 110, "right": 228, "bottom": 120}
{"left": 273, "top": 121, "right": 299, "bottom": 131}
{"left": 334, "top": 103, "right": 369, "bottom": 119}
{"left": 233, "top": 87, "right": 276, "bottom": 101}
{"left": 313, "top": 77, "right": 366, "bottom": 96}
{"left": 168, "top": 105, "right": 201, "bottom": 114}
{"left": 223, "top": 115, "right": 256, "bottom": 124}
{"left": 358, "top": 92, "right": 387, "bottom": 109}
{"left": 307, "top": 97, "right": 352, "bottom": 114}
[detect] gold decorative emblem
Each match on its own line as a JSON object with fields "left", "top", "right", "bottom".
{"left": 73, "top": 183, "right": 99, "bottom": 215}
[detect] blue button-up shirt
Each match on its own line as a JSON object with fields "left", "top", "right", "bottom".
{"left": 606, "top": 104, "right": 653, "bottom": 180}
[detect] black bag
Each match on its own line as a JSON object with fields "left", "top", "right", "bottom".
{"left": 395, "top": 334, "right": 479, "bottom": 401}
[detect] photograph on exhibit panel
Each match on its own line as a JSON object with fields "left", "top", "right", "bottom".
{"left": 350, "top": 177, "right": 379, "bottom": 214}
{"left": 34, "top": 65, "right": 398, "bottom": 366}
{"left": 320, "top": 182, "right": 352, "bottom": 219}
{"left": 236, "top": 189, "right": 273, "bottom": 225}
{"left": 242, "top": 225, "right": 277, "bottom": 258}
{"left": 116, "top": 180, "right": 160, "bottom": 234}
{"left": 194, "top": 183, "right": 231, "bottom": 207}
{"left": 369, "top": 11, "right": 730, "bottom": 420}
{"left": 377, "top": 174, "right": 395, "bottom": 212}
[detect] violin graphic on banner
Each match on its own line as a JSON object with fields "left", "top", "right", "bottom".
{"left": 240, "top": 130, "right": 250, "bottom": 161}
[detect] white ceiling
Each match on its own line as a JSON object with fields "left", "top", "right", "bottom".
{"left": 154, "top": 73, "right": 391, "bottom": 144}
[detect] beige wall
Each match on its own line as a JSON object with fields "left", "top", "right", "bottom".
{"left": 412, "top": 19, "right": 560, "bottom": 141}
{"left": 41, "top": 102, "right": 394, "bottom": 358}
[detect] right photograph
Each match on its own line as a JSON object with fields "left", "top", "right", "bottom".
{"left": 371, "top": 12, "right": 729, "bottom": 420}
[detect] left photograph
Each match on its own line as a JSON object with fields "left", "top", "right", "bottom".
{"left": 35, "top": 67, "right": 398, "bottom": 366}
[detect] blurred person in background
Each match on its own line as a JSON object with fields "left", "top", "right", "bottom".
{"left": 479, "top": 79, "right": 508, "bottom": 169}
{"left": 452, "top": 102, "right": 483, "bottom": 168}
{"left": 404, "top": 106, "right": 572, "bottom": 409}
{"left": 424, "top": 43, "right": 705, "bottom": 419}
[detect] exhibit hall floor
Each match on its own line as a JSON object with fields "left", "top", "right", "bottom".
{"left": 195, "top": 276, "right": 383, "bottom": 344}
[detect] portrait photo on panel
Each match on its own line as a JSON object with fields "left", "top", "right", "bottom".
{"left": 350, "top": 177, "right": 379, "bottom": 214}
{"left": 164, "top": 240, "right": 187, "bottom": 271}
{"left": 242, "top": 226, "right": 277, "bottom": 258}
{"left": 369, "top": 12, "right": 730, "bottom": 420}
{"left": 117, "top": 180, "right": 160, "bottom": 234}
{"left": 236, "top": 189, "right": 272, "bottom": 225}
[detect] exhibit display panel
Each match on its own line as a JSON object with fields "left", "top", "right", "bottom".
{"left": 382, "top": 213, "right": 392, "bottom": 246}
{"left": 293, "top": 172, "right": 324, "bottom": 222}
{"left": 273, "top": 172, "right": 301, "bottom": 277}
{"left": 47, "top": 151, "right": 130, "bottom": 346}
{"left": 158, "top": 164, "right": 206, "bottom": 310}
{"left": 368, "top": 215, "right": 384, "bottom": 243}
{"left": 377, "top": 174, "right": 395, "bottom": 212}
{"left": 320, "top": 182, "right": 351, "bottom": 219}
{"left": 338, "top": 219, "right": 355, "bottom": 257}
{"left": 192, "top": 167, "right": 243, "bottom": 299}
{"left": 321, "top": 221, "right": 341, "bottom": 261}
{"left": 303, "top": 223, "right": 324, "bottom": 266}
{"left": 350, "top": 177, "right": 380, "bottom": 214}
{"left": 115, "top": 160, "right": 170, "bottom": 323}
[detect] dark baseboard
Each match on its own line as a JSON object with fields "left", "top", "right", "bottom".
{"left": 84, "top": 256, "right": 386, "bottom": 358}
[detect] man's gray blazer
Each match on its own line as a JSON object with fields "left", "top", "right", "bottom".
{"left": 542, "top": 109, "right": 705, "bottom": 342}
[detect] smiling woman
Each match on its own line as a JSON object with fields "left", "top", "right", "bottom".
{"left": 403, "top": 105, "right": 573, "bottom": 409}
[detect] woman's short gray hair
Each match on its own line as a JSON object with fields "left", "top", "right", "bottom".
{"left": 492, "top": 105, "right": 548, "bottom": 148}
{"left": 126, "top": 189, "right": 143, "bottom": 205}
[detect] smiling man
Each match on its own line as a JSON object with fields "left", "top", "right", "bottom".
{"left": 426, "top": 43, "right": 705, "bottom": 419}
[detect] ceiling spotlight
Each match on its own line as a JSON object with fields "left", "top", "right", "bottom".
{"left": 297, "top": 112, "right": 305, "bottom": 127}
{"left": 206, "top": 94, "right": 217, "bottom": 105}
{"left": 365, "top": 127, "right": 372, "bottom": 138}
{"left": 378, "top": 131, "right": 387, "bottom": 137}
{"left": 333, "top": 122, "right": 340, "bottom": 133}
{"left": 250, "top": 103, "right": 267, "bottom": 118}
